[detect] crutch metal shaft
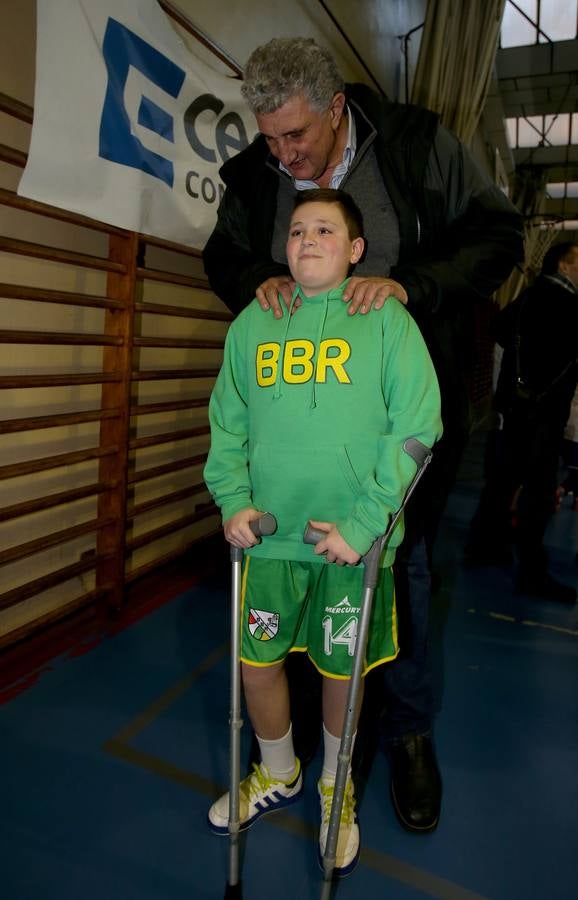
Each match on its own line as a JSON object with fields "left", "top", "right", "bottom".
{"left": 304, "top": 438, "right": 432, "bottom": 898}
{"left": 225, "top": 513, "right": 277, "bottom": 900}
{"left": 225, "top": 542, "right": 243, "bottom": 898}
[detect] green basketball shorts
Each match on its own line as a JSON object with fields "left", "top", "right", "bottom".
{"left": 239, "top": 557, "right": 398, "bottom": 679}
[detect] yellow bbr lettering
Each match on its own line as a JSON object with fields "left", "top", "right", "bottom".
{"left": 316, "top": 339, "right": 351, "bottom": 383}
{"left": 255, "top": 339, "right": 351, "bottom": 386}
{"left": 283, "top": 340, "right": 315, "bottom": 383}
{"left": 256, "top": 342, "right": 280, "bottom": 386}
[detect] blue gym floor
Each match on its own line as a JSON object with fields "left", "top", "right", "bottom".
{"left": 2, "top": 431, "right": 577, "bottom": 900}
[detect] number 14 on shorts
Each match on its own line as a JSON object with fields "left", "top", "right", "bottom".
{"left": 322, "top": 615, "right": 358, "bottom": 657}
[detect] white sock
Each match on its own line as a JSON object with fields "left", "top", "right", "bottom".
{"left": 321, "top": 723, "right": 356, "bottom": 782}
{"left": 257, "top": 724, "right": 296, "bottom": 780}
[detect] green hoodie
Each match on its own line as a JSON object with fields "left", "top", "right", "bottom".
{"left": 204, "top": 280, "right": 442, "bottom": 566}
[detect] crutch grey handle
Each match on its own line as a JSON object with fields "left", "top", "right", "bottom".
{"left": 303, "top": 521, "right": 381, "bottom": 585}
{"left": 252, "top": 512, "right": 277, "bottom": 536}
{"left": 303, "top": 524, "right": 329, "bottom": 546}
{"left": 230, "top": 513, "right": 277, "bottom": 562}
{"left": 403, "top": 436, "right": 431, "bottom": 468}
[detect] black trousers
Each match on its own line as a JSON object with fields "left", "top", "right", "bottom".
{"left": 469, "top": 403, "right": 566, "bottom": 574}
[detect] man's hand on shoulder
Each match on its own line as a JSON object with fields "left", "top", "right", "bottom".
{"left": 342, "top": 276, "right": 408, "bottom": 314}
{"left": 256, "top": 275, "right": 298, "bottom": 319}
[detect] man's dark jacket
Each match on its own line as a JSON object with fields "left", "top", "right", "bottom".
{"left": 494, "top": 275, "right": 577, "bottom": 427}
{"left": 203, "top": 84, "right": 524, "bottom": 437}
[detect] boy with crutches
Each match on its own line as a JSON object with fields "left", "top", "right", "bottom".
{"left": 204, "top": 188, "right": 442, "bottom": 875}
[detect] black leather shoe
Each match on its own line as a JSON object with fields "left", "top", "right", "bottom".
{"left": 390, "top": 733, "right": 442, "bottom": 833}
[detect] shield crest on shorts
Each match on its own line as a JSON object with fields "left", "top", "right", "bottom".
{"left": 248, "top": 608, "right": 279, "bottom": 641}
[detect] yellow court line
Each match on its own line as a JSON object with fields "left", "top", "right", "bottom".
{"left": 107, "top": 641, "right": 228, "bottom": 744}
{"left": 468, "top": 609, "right": 578, "bottom": 638}
{"left": 520, "top": 618, "right": 578, "bottom": 637}
{"left": 103, "top": 739, "right": 220, "bottom": 796}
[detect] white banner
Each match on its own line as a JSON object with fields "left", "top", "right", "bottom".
{"left": 18, "top": 0, "right": 256, "bottom": 249}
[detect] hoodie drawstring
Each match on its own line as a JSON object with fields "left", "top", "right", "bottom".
{"left": 273, "top": 286, "right": 300, "bottom": 400}
{"left": 310, "top": 292, "right": 329, "bottom": 409}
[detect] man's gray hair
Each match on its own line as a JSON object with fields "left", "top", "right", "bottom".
{"left": 241, "top": 37, "right": 345, "bottom": 115}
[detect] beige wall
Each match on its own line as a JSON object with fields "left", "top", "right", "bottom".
{"left": 174, "top": 0, "right": 427, "bottom": 100}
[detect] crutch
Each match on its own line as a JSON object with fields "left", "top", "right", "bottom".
{"left": 224, "top": 512, "right": 277, "bottom": 900}
{"left": 303, "top": 438, "right": 433, "bottom": 899}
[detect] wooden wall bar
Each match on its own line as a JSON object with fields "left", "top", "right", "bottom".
{"left": 0, "top": 73, "right": 230, "bottom": 646}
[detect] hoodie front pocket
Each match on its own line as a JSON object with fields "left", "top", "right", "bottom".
{"left": 249, "top": 443, "right": 364, "bottom": 538}
{"left": 338, "top": 445, "right": 364, "bottom": 494}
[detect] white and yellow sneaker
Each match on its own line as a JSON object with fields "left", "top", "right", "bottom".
{"left": 208, "top": 759, "right": 303, "bottom": 834}
{"left": 317, "top": 775, "right": 360, "bottom": 877}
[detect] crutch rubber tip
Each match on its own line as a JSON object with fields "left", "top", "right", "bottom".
{"left": 224, "top": 882, "right": 242, "bottom": 899}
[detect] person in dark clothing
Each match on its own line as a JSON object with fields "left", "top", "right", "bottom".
{"left": 560, "top": 386, "right": 578, "bottom": 502}
{"left": 202, "top": 36, "right": 524, "bottom": 833}
{"left": 467, "top": 242, "right": 578, "bottom": 602}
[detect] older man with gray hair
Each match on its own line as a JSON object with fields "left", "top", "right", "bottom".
{"left": 203, "top": 36, "right": 524, "bottom": 835}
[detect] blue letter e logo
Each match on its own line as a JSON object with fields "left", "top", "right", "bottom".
{"left": 99, "top": 19, "right": 186, "bottom": 187}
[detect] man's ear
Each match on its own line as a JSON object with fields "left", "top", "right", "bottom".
{"left": 350, "top": 237, "right": 365, "bottom": 264}
{"left": 329, "top": 92, "right": 346, "bottom": 129}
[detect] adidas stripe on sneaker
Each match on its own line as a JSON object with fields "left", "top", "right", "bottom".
{"left": 208, "top": 759, "right": 303, "bottom": 834}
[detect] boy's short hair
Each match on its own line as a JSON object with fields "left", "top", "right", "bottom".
{"left": 292, "top": 188, "right": 365, "bottom": 240}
